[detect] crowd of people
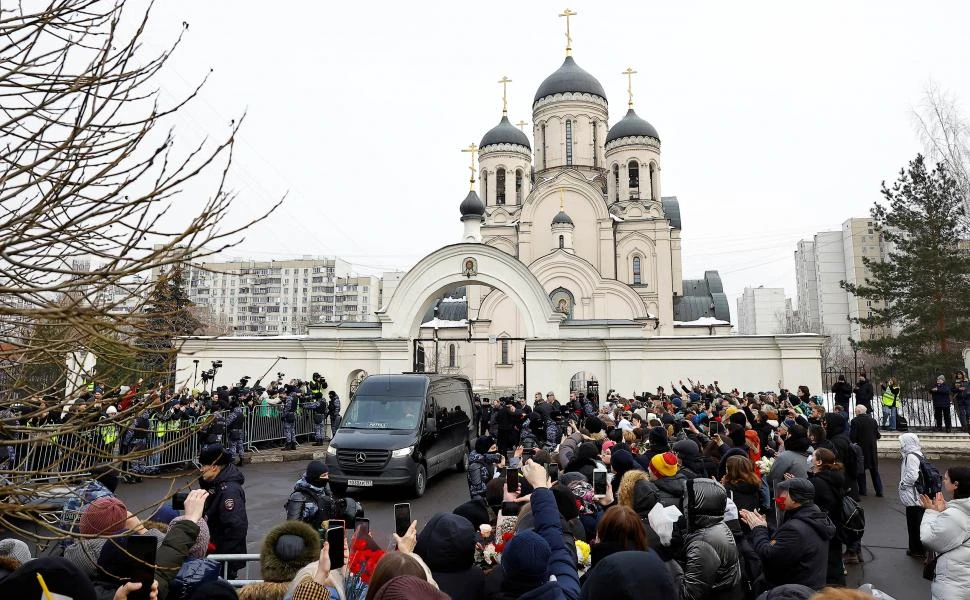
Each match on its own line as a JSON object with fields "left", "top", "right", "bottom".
{"left": 1, "top": 376, "right": 969, "bottom": 599}
{"left": 0, "top": 372, "right": 343, "bottom": 480}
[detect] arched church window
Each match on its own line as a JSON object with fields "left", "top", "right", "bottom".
{"left": 541, "top": 123, "right": 547, "bottom": 169}
{"left": 633, "top": 257, "right": 642, "bottom": 285}
{"left": 628, "top": 160, "right": 640, "bottom": 198}
{"left": 448, "top": 344, "right": 456, "bottom": 368}
{"left": 591, "top": 119, "right": 598, "bottom": 167}
{"left": 559, "top": 235, "right": 564, "bottom": 249}
{"left": 481, "top": 170, "right": 488, "bottom": 204}
{"left": 612, "top": 165, "right": 620, "bottom": 202}
{"left": 565, "top": 120, "right": 573, "bottom": 165}
{"left": 649, "top": 163, "right": 657, "bottom": 200}
{"left": 501, "top": 338, "right": 510, "bottom": 365}
{"left": 496, "top": 168, "right": 506, "bottom": 205}
{"left": 515, "top": 169, "right": 523, "bottom": 203}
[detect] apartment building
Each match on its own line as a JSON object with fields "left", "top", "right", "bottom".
{"left": 181, "top": 257, "right": 382, "bottom": 335}
{"left": 794, "top": 217, "right": 888, "bottom": 355}
{"left": 736, "top": 286, "right": 791, "bottom": 335}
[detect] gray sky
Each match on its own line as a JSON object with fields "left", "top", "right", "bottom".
{"left": 144, "top": 0, "right": 970, "bottom": 316}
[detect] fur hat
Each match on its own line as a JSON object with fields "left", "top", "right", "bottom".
{"left": 260, "top": 520, "right": 321, "bottom": 582}
{"left": 79, "top": 496, "right": 128, "bottom": 535}
{"left": 649, "top": 452, "right": 679, "bottom": 479}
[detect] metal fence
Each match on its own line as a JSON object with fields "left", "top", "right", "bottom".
{"left": 9, "top": 405, "right": 331, "bottom": 479}
{"left": 821, "top": 368, "right": 965, "bottom": 430}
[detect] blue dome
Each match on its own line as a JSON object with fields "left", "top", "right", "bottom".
{"left": 459, "top": 190, "right": 485, "bottom": 218}
{"left": 480, "top": 116, "right": 531, "bottom": 150}
{"left": 552, "top": 210, "right": 574, "bottom": 226}
{"left": 534, "top": 56, "right": 606, "bottom": 105}
{"left": 606, "top": 108, "right": 660, "bottom": 144}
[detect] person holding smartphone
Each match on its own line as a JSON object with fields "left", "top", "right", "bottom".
{"left": 467, "top": 436, "right": 503, "bottom": 501}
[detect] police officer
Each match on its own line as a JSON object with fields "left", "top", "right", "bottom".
{"left": 123, "top": 405, "right": 152, "bottom": 482}
{"left": 284, "top": 460, "right": 335, "bottom": 528}
{"left": 198, "top": 443, "right": 248, "bottom": 579}
{"left": 280, "top": 387, "right": 299, "bottom": 451}
{"left": 226, "top": 399, "right": 247, "bottom": 465}
{"left": 327, "top": 390, "right": 342, "bottom": 435}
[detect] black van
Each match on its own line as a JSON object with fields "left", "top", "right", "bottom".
{"left": 325, "top": 374, "right": 474, "bottom": 497}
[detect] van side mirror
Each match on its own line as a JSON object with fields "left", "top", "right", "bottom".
{"left": 425, "top": 417, "right": 437, "bottom": 433}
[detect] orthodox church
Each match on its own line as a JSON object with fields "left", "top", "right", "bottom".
{"left": 177, "top": 14, "right": 822, "bottom": 402}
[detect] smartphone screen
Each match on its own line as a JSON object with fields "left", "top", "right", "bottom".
{"left": 506, "top": 466, "right": 519, "bottom": 492}
{"left": 394, "top": 503, "right": 411, "bottom": 538}
{"left": 592, "top": 470, "right": 607, "bottom": 495}
{"left": 355, "top": 517, "right": 370, "bottom": 535}
{"left": 546, "top": 463, "right": 559, "bottom": 482}
{"left": 125, "top": 535, "right": 157, "bottom": 600}
{"left": 327, "top": 526, "right": 345, "bottom": 569}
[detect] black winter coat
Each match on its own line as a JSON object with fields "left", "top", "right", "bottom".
{"left": 849, "top": 413, "right": 881, "bottom": 470}
{"left": 749, "top": 504, "right": 837, "bottom": 590}
{"left": 200, "top": 464, "right": 248, "bottom": 554}
{"left": 831, "top": 381, "right": 853, "bottom": 406}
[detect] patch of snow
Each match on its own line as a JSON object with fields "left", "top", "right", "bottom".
{"left": 441, "top": 296, "right": 467, "bottom": 303}
{"left": 647, "top": 313, "right": 657, "bottom": 319}
{"left": 673, "top": 317, "right": 731, "bottom": 326}
{"left": 610, "top": 214, "right": 624, "bottom": 222}
{"left": 420, "top": 318, "right": 468, "bottom": 328}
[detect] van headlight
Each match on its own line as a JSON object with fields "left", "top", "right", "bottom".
{"left": 326, "top": 444, "right": 337, "bottom": 456}
{"left": 390, "top": 445, "right": 413, "bottom": 458}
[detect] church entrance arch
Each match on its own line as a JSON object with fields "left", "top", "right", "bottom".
{"left": 569, "top": 371, "right": 600, "bottom": 404}
{"left": 378, "top": 243, "right": 564, "bottom": 341}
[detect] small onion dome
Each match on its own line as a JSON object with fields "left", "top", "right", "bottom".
{"left": 459, "top": 190, "right": 485, "bottom": 218}
{"left": 552, "top": 210, "right": 574, "bottom": 226}
{"left": 480, "top": 115, "right": 531, "bottom": 150}
{"left": 606, "top": 108, "right": 660, "bottom": 144}
{"left": 534, "top": 56, "right": 607, "bottom": 105}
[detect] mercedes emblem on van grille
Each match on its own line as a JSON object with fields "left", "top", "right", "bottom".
{"left": 355, "top": 452, "right": 367, "bottom": 463}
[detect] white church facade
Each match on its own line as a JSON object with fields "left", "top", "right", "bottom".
{"left": 176, "top": 20, "right": 824, "bottom": 402}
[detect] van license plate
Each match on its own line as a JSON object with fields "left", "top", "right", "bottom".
{"left": 347, "top": 479, "right": 373, "bottom": 487}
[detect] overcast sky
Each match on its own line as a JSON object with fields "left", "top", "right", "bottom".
{"left": 143, "top": 0, "right": 970, "bottom": 318}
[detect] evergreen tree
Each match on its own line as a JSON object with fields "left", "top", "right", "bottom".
{"left": 136, "top": 264, "right": 202, "bottom": 384}
{"left": 841, "top": 154, "right": 970, "bottom": 378}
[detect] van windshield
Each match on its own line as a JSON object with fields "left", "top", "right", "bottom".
{"left": 340, "top": 395, "right": 424, "bottom": 430}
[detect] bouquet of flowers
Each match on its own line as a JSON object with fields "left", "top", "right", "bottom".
{"left": 756, "top": 456, "right": 774, "bottom": 475}
{"left": 576, "top": 540, "right": 591, "bottom": 577}
{"left": 344, "top": 530, "right": 386, "bottom": 600}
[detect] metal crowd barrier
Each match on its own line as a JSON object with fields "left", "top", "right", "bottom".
{"left": 207, "top": 553, "right": 263, "bottom": 587}
{"left": 10, "top": 404, "right": 333, "bottom": 479}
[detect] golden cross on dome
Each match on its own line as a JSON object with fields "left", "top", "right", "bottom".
{"left": 622, "top": 67, "right": 638, "bottom": 108}
{"left": 461, "top": 143, "right": 479, "bottom": 191}
{"left": 516, "top": 120, "right": 528, "bottom": 131}
{"left": 498, "top": 76, "right": 512, "bottom": 116}
{"left": 559, "top": 8, "right": 577, "bottom": 56}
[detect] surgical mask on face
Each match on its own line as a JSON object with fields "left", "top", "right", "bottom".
{"left": 773, "top": 496, "right": 787, "bottom": 509}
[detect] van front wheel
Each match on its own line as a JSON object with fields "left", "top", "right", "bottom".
{"left": 456, "top": 448, "right": 468, "bottom": 472}
{"left": 412, "top": 465, "right": 427, "bottom": 498}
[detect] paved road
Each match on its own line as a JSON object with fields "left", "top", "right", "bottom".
{"left": 112, "top": 456, "right": 955, "bottom": 597}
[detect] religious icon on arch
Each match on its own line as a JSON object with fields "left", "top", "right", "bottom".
{"left": 462, "top": 257, "right": 478, "bottom": 277}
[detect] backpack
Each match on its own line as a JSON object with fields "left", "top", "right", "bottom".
{"left": 839, "top": 495, "right": 865, "bottom": 543}
{"left": 910, "top": 453, "right": 944, "bottom": 497}
{"left": 850, "top": 442, "right": 865, "bottom": 474}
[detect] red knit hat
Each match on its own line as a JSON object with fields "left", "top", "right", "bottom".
{"left": 80, "top": 496, "right": 128, "bottom": 535}
{"left": 649, "top": 451, "right": 679, "bottom": 479}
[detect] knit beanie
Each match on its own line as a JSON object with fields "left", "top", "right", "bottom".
{"left": 373, "top": 575, "right": 450, "bottom": 600}
{"left": 150, "top": 502, "right": 180, "bottom": 525}
{"left": 171, "top": 516, "right": 211, "bottom": 559}
{"left": 649, "top": 452, "right": 679, "bottom": 479}
{"left": 585, "top": 416, "right": 604, "bottom": 434}
{"left": 0, "top": 556, "right": 96, "bottom": 600}
{"left": 647, "top": 426, "right": 668, "bottom": 447}
{"left": 0, "top": 538, "right": 31, "bottom": 568}
{"left": 601, "top": 440, "right": 617, "bottom": 454}
{"left": 80, "top": 496, "right": 128, "bottom": 535}
{"left": 610, "top": 449, "right": 637, "bottom": 476}
{"left": 474, "top": 435, "right": 495, "bottom": 454}
{"left": 501, "top": 530, "right": 551, "bottom": 584}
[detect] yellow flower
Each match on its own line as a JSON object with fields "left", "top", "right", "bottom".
{"left": 575, "top": 540, "right": 591, "bottom": 563}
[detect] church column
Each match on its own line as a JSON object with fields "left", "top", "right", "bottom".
{"left": 619, "top": 163, "right": 629, "bottom": 202}
{"left": 655, "top": 225, "right": 675, "bottom": 332}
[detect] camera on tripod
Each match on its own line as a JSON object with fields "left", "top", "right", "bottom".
{"left": 277, "top": 372, "right": 285, "bottom": 381}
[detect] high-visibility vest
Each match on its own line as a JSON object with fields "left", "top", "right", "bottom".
{"left": 151, "top": 417, "right": 166, "bottom": 438}
{"left": 166, "top": 417, "right": 181, "bottom": 433}
{"left": 99, "top": 421, "right": 118, "bottom": 444}
{"left": 882, "top": 387, "right": 898, "bottom": 407}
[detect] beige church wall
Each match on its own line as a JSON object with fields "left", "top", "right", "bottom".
{"left": 523, "top": 335, "right": 825, "bottom": 406}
